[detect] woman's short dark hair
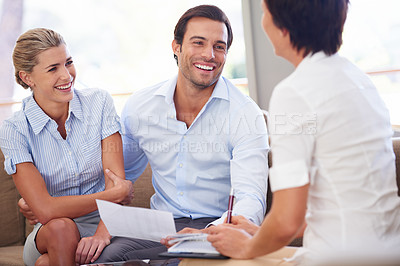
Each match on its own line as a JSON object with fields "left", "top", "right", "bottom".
{"left": 264, "top": 0, "right": 349, "bottom": 56}
{"left": 174, "top": 5, "right": 233, "bottom": 50}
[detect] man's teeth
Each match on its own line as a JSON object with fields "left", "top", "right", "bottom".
{"left": 195, "top": 64, "right": 213, "bottom": 71}
{"left": 56, "top": 84, "right": 70, "bottom": 90}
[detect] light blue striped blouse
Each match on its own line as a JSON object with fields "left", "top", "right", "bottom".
{"left": 0, "top": 88, "right": 120, "bottom": 196}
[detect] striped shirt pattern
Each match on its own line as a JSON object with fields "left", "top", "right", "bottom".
{"left": 0, "top": 88, "right": 120, "bottom": 197}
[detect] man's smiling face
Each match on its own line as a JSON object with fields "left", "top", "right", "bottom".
{"left": 173, "top": 17, "right": 228, "bottom": 90}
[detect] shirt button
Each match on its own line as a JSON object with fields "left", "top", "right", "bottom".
{"left": 69, "top": 152, "right": 72, "bottom": 155}
{"left": 179, "top": 163, "right": 183, "bottom": 168}
{"left": 75, "top": 173, "right": 78, "bottom": 177}
{"left": 183, "top": 136, "right": 186, "bottom": 139}
{"left": 170, "top": 115, "right": 174, "bottom": 119}
{"left": 179, "top": 192, "right": 184, "bottom": 196}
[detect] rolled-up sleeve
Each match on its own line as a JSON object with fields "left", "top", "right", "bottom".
{"left": 269, "top": 160, "right": 309, "bottom": 192}
{"left": 101, "top": 91, "right": 121, "bottom": 140}
{"left": 0, "top": 122, "right": 32, "bottom": 175}
{"left": 268, "top": 84, "right": 315, "bottom": 192}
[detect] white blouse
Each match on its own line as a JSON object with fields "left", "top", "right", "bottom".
{"left": 268, "top": 52, "right": 400, "bottom": 263}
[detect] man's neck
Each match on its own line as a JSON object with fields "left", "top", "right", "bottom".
{"left": 173, "top": 78, "right": 216, "bottom": 128}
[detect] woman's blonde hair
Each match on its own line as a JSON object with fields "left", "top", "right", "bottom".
{"left": 12, "top": 28, "right": 66, "bottom": 89}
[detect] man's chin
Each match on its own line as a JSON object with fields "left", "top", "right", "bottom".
{"left": 192, "top": 78, "right": 219, "bottom": 90}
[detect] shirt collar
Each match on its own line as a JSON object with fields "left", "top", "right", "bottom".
{"left": 154, "top": 75, "right": 229, "bottom": 104}
{"left": 210, "top": 76, "right": 229, "bottom": 102}
{"left": 24, "top": 91, "right": 83, "bottom": 135}
{"left": 298, "top": 51, "right": 332, "bottom": 69}
{"left": 24, "top": 95, "right": 51, "bottom": 135}
{"left": 154, "top": 75, "right": 178, "bottom": 104}
{"left": 68, "top": 92, "right": 83, "bottom": 121}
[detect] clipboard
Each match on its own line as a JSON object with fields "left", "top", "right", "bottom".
{"left": 159, "top": 251, "right": 229, "bottom": 260}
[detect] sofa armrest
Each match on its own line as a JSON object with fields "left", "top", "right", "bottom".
{"left": 0, "top": 150, "right": 26, "bottom": 247}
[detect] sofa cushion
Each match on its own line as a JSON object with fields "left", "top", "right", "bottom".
{"left": 129, "top": 164, "right": 155, "bottom": 209}
{"left": 0, "top": 150, "right": 25, "bottom": 247}
{"left": 0, "top": 246, "right": 24, "bottom": 266}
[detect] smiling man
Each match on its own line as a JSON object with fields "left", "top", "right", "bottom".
{"left": 95, "top": 5, "right": 269, "bottom": 262}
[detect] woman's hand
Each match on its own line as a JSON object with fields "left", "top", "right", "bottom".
{"left": 105, "top": 169, "right": 134, "bottom": 204}
{"left": 228, "top": 215, "right": 260, "bottom": 236}
{"left": 202, "top": 216, "right": 259, "bottom": 236}
{"left": 18, "top": 198, "right": 39, "bottom": 225}
{"left": 206, "top": 225, "right": 253, "bottom": 259}
{"left": 75, "top": 227, "right": 111, "bottom": 264}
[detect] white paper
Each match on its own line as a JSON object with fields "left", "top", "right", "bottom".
{"left": 168, "top": 237, "right": 219, "bottom": 254}
{"left": 96, "top": 199, "right": 176, "bottom": 242}
{"left": 167, "top": 233, "right": 208, "bottom": 244}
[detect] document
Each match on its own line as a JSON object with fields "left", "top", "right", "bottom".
{"left": 167, "top": 233, "right": 219, "bottom": 254}
{"left": 96, "top": 199, "right": 176, "bottom": 242}
{"left": 97, "top": 200, "right": 228, "bottom": 259}
{"left": 159, "top": 233, "right": 229, "bottom": 259}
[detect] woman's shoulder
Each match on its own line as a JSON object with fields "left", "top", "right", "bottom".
{"left": 0, "top": 110, "right": 28, "bottom": 137}
{"left": 1, "top": 95, "right": 34, "bottom": 131}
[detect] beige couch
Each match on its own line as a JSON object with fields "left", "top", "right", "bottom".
{"left": 1, "top": 138, "right": 400, "bottom": 266}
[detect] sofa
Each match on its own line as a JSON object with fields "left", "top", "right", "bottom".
{"left": 1, "top": 138, "right": 400, "bottom": 266}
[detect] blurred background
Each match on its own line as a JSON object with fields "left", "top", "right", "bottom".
{"left": 0, "top": 0, "right": 399, "bottom": 131}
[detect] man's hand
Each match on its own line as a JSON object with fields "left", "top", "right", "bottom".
{"left": 18, "top": 198, "right": 38, "bottom": 225}
{"left": 75, "top": 231, "right": 111, "bottom": 265}
{"left": 105, "top": 169, "right": 134, "bottom": 205}
{"left": 160, "top": 227, "right": 205, "bottom": 248}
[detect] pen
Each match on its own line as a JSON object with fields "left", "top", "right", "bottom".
{"left": 226, "top": 187, "right": 235, "bottom": 224}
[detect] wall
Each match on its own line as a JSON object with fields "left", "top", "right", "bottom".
{"left": 241, "top": 0, "right": 294, "bottom": 110}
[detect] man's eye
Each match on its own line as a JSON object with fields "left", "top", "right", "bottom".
{"left": 215, "top": 45, "right": 226, "bottom": 51}
{"left": 48, "top": 67, "right": 56, "bottom": 72}
{"left": 66, "top": 60, "right": 73, "bottom": 66}
{"left": 193, "top": 41, "right": 203, "bottom": 45}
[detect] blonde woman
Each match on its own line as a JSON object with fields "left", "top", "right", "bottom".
{"left": 0, "top": 28, "right": 133, "bottom": 266}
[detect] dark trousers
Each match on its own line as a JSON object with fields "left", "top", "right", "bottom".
{"left": 95, "top": 217, "right": 217, "bottom": 262}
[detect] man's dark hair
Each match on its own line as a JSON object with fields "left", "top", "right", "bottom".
{"left": 264, "top": 0, "right": 349, "bottom": 56}
{"left": 173, "top": 5, "right": 233, "bottom": 63}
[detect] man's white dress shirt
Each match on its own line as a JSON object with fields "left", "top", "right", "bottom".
{"left": 122, "top": 76, "right": 269, "bottom": 225}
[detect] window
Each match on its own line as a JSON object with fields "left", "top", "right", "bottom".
{"left": 0, "top": 0, "right": 247, "bottom": 116}
{"left": 339, "top": 0, "right": 400, "bottom": 127}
